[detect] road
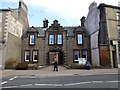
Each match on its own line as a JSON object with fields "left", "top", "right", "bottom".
{"left": 1, "top": 73, "right": 119, "bottom": 88}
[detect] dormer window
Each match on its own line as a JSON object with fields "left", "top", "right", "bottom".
{"left": 29, "top": 34, "right": 35, "bottom": 45}
{"left": 49, "top": 35, "right": 54, "bottom": 45}
{"left": 77, "top": 34, "right": 83, "bottom": 45}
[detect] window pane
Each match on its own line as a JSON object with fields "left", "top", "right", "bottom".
{"left": 117, "top": 26, "right": 120, "bottom": 39}
{"left": 57, "top": 35, "right": 62, "bottom": 44}
{"left": 77, "top": 34, "right": 83, "bottom": 44}
{"left": 25, "top": 51, "right": 30, "bottom": 61}
{"left": 74, "top": 51, "right": 79, "bottom": 61}
{"left": 49, "top": 35, "right": 54, "bottom": 44}
{"left": 33, "top": 51, "right": 38, "bottom": 62}
{"left": 116, "top": 12, "right": 120, "bottom": 20}
{"left": 30, "top": 35, "right": 35, "bottom": 45}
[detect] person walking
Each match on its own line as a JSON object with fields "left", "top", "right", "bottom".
{"left": 53, "top": 57, "right": 58, "bottom": 71}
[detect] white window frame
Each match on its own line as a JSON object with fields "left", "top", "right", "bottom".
{"left": 49, "top": 35, "right": 54, "bottom": 45}
{"left": 117, "top": 26, "right": 120, "bottom": 39}
{"left": 25, "top": 51, "right": 30, "bottom": 62}
{"left": 57, "top": 34, "right": 62, "bottom": 44}
{"left": 33, "top": 51, "right": 38, "bottom": 62}
{"left": 29, "top": 34, "right": 35, "bottom": 45}
{"left": 116, "top": 12, "right": 120, "bottom": 20}
{"left": 77, "top": 34, "right": 83, "bottom": 44}
{"left": 73, "top": 50, "right": 79, "bottom": 61}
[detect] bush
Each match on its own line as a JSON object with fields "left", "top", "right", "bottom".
{"left": 15, "top": 62, "right": 28, "bottom": 70}
{"left": 5, "top": 58, "right": 19, "bottom": 69}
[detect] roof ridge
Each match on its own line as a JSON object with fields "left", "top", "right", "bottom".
{"left": 64, "top": 26, "right": 78, "bottom": 27}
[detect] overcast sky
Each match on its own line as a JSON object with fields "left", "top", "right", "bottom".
{"left": 1, "top": 0, "right": 120, "bottom": 27}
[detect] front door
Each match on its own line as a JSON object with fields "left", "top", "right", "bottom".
{"left": 49, "top": 51, "right": 63, "bottom": 65}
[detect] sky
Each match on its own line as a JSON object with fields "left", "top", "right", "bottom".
{"left": 0, "top": 0, "right": 120, "bottom": 27}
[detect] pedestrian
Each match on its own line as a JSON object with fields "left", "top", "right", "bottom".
{"left": 53, "top": 57, "right": 58, "bottom": 71}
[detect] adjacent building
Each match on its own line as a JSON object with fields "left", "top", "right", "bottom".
{"left": 85, "top": 2, "right": 120, "bottom": 68}
{"left": 0, "top": 0, "right": 29, "bottom": 69}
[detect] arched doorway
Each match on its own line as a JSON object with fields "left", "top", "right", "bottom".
{"left": 48, "top": 50, "right": 63, "bottom": 65}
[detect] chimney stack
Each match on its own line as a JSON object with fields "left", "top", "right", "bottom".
{"left": 80, "top": 16, "right": 86, "bottom": 27}
{"left": 43, "top": 18, "right": 49, "bottom": 28}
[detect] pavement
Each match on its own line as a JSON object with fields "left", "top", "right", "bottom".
{"left": 1, "top": 66, "right": 119, "bottom": 77}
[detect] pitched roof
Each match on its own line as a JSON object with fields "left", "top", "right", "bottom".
{"left": 22, "top": 25, "right": 87, "bottom": 38}
{"left": 64, "top": 26, "right": 77, "bottom": 36}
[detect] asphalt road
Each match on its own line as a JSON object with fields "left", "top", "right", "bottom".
{"left": 1, "top": 73, "right": 119, "bottom": 88}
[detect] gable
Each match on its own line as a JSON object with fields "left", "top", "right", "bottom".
{"left": 47, "top": 20, "right": 64, "bottom": 32}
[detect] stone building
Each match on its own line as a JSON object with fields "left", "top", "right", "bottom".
{"left": 21, "top": 19, "right": 90, "bottom": 68}
{"left": 0, "top": 0, "right": 29, "bottom": 69}
{"left": 85, "top": 2, "right": 120, "bottom": 68}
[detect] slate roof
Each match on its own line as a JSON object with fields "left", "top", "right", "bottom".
{"left": 64, "top": 26, "right": 77, "bottom": 36}
{"left": 36, "top": 27, "right": 45, "bottom": 37}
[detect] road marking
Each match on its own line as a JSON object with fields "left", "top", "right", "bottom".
{"left": 106, "top": 81, "right": 120, "bottom": 83}
{"left": 18, "top": 76, "right": 38, "bottom": 79}
{"left": 20, "top": 84, "right": 33, "bottom": 87}
{"left": 64, "top": 81, "right": 91, "bottom": 86}
{"left": 1, "top": 81, "right": 7, "bottom": 85}
{"left": 79, "top": 73, "right": 118, "bottom": 76}
{"left": 92, "top": 81, "right": 103, "bottom": 83}
{"left": 35, "top": 84, "right": 62, "bottom": 86}
{"left": 2, "top": 85, "right": 18, "bottom": 88}
{"left": 9, "top": 76, "right": 17, "bottom": 81}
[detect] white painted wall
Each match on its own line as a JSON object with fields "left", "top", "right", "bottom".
{"left": 7, "top": 11, "right": 23, "bottom": 38}
{"left": 84, "top": 2, "right": 100, "bottom": 66}
{"left": 91, "top": 32, "right": 100, "bottom": 66}
{"left": 91, "top": 32, "right": 99, "bottom": 49}
{"left": 118, "top": 1, "right": 120, "bottom": 6}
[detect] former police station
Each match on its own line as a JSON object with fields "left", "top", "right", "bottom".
{"left": 0, "top": 0, "right": 120, "bottom": 69}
